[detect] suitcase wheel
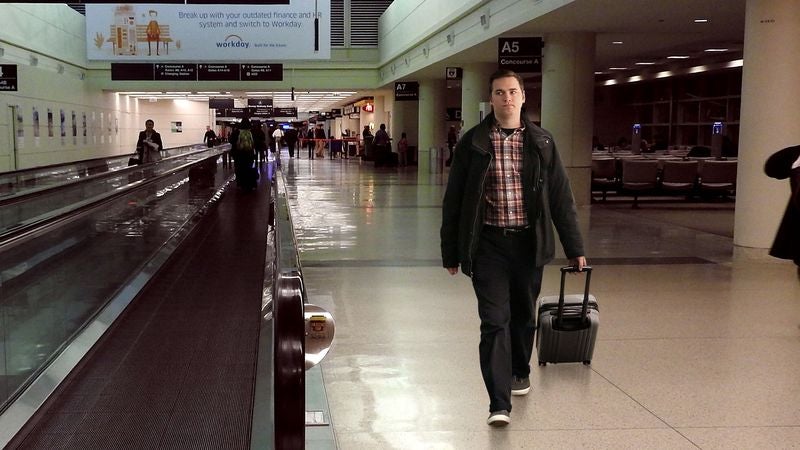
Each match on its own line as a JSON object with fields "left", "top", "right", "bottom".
{"left": 538, "top": 361, "right": 546, "bottom": 366}
{"left": 582, "top": 360, "right": 591, "bottom": 365}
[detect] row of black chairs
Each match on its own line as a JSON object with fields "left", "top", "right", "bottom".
{"left": 592, "top": 157, "right": 738, "bottom": 207}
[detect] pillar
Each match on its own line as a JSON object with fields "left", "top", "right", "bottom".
{"left": 392, "top": 96, "right": 418, "bottom": 156}
{"left": 418, "top": 79, "right": 446, "bottom": 175}
{"left": 541, "top": 32, "right": 595, "bottom": 206}
{"left": 461, "top": 63, "right": 496, "bottom": 133}
{"left": 734, "top": 0, "right": 800, "bottom": 250}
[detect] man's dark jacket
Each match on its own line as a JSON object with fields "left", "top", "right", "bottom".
{"left": 765, "top": 145, "right": 800, "bottom": 265}
{"left": 441, "top": 112, "right": 584, "bottom": 276}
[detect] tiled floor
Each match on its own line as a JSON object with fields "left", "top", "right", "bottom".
{"left": 281, "top": 154, "right": 800, "bottom": 449}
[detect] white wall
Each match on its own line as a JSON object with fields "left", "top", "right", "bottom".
{"left": 0, "top": 4, "right": 210, "bottom": 171}
{"left": 0, "top": 62, "right": 134, "bottom": 170}
{"left": 135, "top": 99, "right": 212, "bottom": 149}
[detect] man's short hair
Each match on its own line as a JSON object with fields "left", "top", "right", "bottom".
{"left": 145, "top": 119, "right": 154, "bottom": 126}
{"left": 488, "top": 69, "right": 525, "bottom": 92}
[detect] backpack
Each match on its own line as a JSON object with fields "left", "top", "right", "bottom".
{"left": 237, "top": 129, "right": 254, "bottom": 152}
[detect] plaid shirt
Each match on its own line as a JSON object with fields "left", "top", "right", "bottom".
{"left": 484, "top": 125, "right": 528, "bottom": 227}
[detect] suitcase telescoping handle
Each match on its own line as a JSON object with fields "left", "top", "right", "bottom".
{"left": 556, "top": 265, "right": 593, "bottom": 329}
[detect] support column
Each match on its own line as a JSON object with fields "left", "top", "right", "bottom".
{"left": 418, "top": 79, "right": 446, "bottom": 175}
{"left": 734, "top": 0, "right": 800, "bottom": 250}
{"left": 461, "top": 63, "right": 495, "bottom": 133}
{"left": 541, "top": 32, "right": 595, "bottom": 206}
{"left": 391, "top": 97, "right": 418, "bottom": 159}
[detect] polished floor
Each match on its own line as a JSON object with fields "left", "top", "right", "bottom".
{"left": 279, "top": 153, "right": 800, "bottom": 450}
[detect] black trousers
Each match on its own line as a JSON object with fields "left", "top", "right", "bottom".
{"left": 471, "top": 227, "right": 543, "bottom": 413}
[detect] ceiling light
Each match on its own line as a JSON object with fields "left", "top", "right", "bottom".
{"left": 609, "top": 67, "right": 629, "bottom": 70}
{"left": 704, "top": 48, "right": 729, "bottom": 52}
{"left": 694, "top": 19, "right": 709, "bottom": 23}
{"left": 635, "top": 62, "right": 656, "bottom": 66}
{"left": 611, "top": 41, "right": 623, "bottom": 45}
{"left": 667, "top": 55, "right": 690, "bottom": 59}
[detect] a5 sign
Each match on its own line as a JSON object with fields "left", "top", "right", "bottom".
{"left": 498, "top": 37, "right": 543, "bottom": 73}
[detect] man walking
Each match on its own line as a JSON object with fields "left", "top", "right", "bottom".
{"left": 440, "top": 69, "right": 587, "bottom": 426}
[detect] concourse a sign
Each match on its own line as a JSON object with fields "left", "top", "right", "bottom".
{"left": 498, "top": 37, "right": 542, "bottom": 73}
{"left": 0, "top": 65, "right": 18, "bottom": 91}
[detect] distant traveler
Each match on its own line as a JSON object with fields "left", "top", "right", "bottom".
{"left": 229, "top": 119, "right": 257, "bottom": 190}
{"left": 397, "top": 132, "right": 409, "bottom": 166}
{"left": 362, "top": 125, "right": 373, "bottom": 159}
{"left": 203, "top": 126, "right": 217, "bottom": 147}
{"left": 306, "top": 126, "right": 315, "bottom": 159}
{"left": 314, "top": 123, "right": 327, "bottom": 158}
{"left": 136, "top": 119, "right": 163, "bottom": 164}
{"left": 765, "top": 145, "right": 800, "bottom": 280}
{"left": 447, "top": 125, "right": 458, "bottom": 166}
{"left": 251, "top": 120, "right": 267, "bottom": 165}
{"left": 374, "top": 123, "right": 390, "bottom": 151}
{"left": 285, "top": 126, "right": 299, "bottom": 158}
{"left": 440, "top": 69, "right": 587, "bottom": 427}
{"left": 272, "top": 125, "right": 285, "bottom": 154}
{"left": 374, "top": 124, "right": 391, "bottom": 166}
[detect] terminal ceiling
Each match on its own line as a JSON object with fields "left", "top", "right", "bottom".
{"left": 115, "top": 0, "right": 747, "bottom": 114}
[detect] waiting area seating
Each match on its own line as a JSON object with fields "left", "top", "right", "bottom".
{"left": 621, "top": 159, "right": 659, "bottom": 208}
{"left": 661, "top": 160, "right": 699, "bottom": 195}
{"left": 590, "top": 150, "right": 738, "bottom": 206}
{"left": 591, "top": 158, "right": 617, "bottom": 202}
{"left": 698, "top": 159, "right": 738, "bottom": 196}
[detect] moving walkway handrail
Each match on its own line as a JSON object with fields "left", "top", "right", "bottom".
{"left": 0, "top": 144, "right": 219, "bottom": 208}
{"left": 0, "top": 149, "right": 225, "bottom": 251}
{"left": 270, "top": 166, "right": 307, "bottom": 449}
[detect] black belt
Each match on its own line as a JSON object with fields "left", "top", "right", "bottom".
{"left": 483, "top": 225, "right": 531, "bottom": 236}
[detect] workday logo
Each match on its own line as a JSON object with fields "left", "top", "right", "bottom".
{"left": 216, "top": 35, "right": 250, "bottom": 49}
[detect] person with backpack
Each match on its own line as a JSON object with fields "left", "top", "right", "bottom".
{"left": 229, "top": 118, "right": 257, "bottom": 190}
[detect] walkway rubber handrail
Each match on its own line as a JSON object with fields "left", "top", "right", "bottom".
{"left": 0, "top": 145, "right": 221, "bottom": 208}
{"left": 0, "top": 151, "right": 225, "bottom": 253}
{"left": 269, "top": 166, "right": 306, "bottom": 449}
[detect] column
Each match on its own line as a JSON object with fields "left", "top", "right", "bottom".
{"left": 734, "top": 0, "right": 800, "bottom": 250}
{"left": 392, "top": 97, "right": 418, "bottom": 162}
{"left": 461, "top": 63, "right": 495, "bottom": 133}
{"left": 418, "top": 79, "right": 446, "bottom": 175}
{"left": 541, "top": 32, "right": 595, "bottom": 206}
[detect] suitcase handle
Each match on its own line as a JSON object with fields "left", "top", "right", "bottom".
{"left": 556, "top": 265, "right": 593, "bottom": 329}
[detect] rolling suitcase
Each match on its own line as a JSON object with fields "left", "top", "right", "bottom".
{"left": 536, "top": 266, "right": 598, "bottom": 366}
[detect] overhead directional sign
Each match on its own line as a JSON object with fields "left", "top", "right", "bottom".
{"left": 111, "top": 63, "right": 282, "bottom": 81}
{"left": 498, "top": 37, "right": 542, "bottom": 73}
{"left": 155, "top": 63, "right": 196, "bottom": 81}
{"left": 241, "top": 64, "right": 283, "bottom": 81}
{"left": 198, "top": 64, "right": 239, "bottom": 81}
